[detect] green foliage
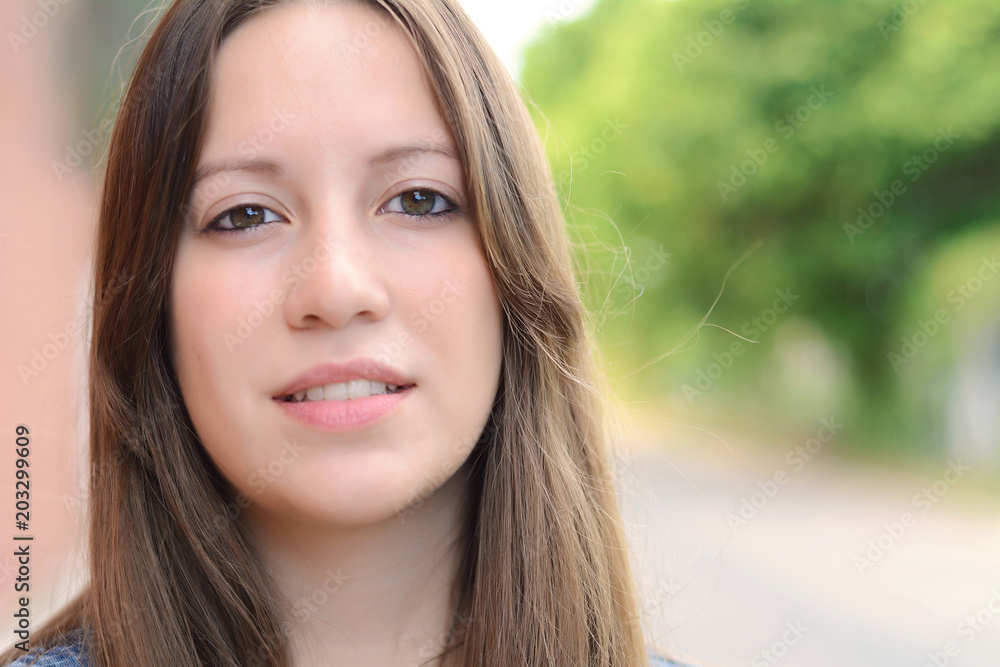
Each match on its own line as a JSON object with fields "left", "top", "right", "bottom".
{"left": 520, "top": 0, "right": 1000, "bottom": 455}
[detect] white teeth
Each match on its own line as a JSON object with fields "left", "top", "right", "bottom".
{"left": 325, "top": 382, "right": 348, "bottom": 401}
{"left": 348, "top": 379, "right": 373, "bottom": 399}
{"left": 290, "top": 380, "right": 401, "bottom": 402}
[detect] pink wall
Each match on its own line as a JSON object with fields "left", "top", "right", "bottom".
{"left": 1, "top": 0, "right": 94, "bottom": 647}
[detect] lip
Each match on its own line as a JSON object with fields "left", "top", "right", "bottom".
{"left": 275, "top": 385, "right": 414, "bottom": 433}
{"left": 272, "top": 358, "right": 416, "bottom": 399}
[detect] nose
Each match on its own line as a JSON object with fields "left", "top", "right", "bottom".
{"left": 281, "top": 206, "right": 390, "bottom": 331}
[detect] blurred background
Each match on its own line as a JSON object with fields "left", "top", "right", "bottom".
{"left": 2, "top": 0, "right": 999, "bottom": 665}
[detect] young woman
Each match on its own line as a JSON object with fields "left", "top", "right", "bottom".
{"left": 3, "top": 0, "right": 690, "bottom": 665}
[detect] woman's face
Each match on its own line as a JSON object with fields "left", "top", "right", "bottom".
{"left": 171, "top": 2, "right": 503, "bottom": 527}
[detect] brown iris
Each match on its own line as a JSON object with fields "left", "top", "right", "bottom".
{"left": 400, "top": 190, "right": 436, "bottom": 215}
{"left": 231, "top": 205, "right": 266, "bottom": 228}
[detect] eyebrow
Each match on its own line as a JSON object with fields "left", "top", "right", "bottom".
{"left": 369, "top": 143, "right": 461, "bottom": 167}
{"left": 192, "top": 143, "right": 459, "bottom": 188}
{"left": 192, "top": 158, "right": 282, "bottom": 189}
{"left": 190, "top": 143, "right": 461, "bottom": 188}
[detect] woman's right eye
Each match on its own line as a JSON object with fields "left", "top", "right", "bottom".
{"left": 206, "top": 204, "right": 285, "bottom": 234}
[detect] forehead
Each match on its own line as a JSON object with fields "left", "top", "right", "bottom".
{"left": 201, "top": 2, "right": 454, "bottom": 168}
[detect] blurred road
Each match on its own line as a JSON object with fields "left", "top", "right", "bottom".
{"left": 622, "top": 415, "right": 1000, "bottom": 667}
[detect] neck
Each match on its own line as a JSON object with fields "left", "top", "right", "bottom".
{"left": 244, "top": 460, "right": 475, "bottom": 667}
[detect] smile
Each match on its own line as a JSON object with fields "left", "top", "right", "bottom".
{"left": 275, "top": 383, "right": 414, "bottom": 433}
{"left": 279, "top": 379, "right": 411, "bottom": 403}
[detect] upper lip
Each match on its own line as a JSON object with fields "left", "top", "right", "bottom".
{"left": 273, "top": 358, "right": 416, "bottom": 398}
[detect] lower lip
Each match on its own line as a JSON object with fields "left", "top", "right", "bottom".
{"left": 274, "top": 386, "right": 413, "bottom": 432}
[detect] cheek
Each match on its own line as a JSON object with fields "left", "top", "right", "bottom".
{"left": 391, "top": 250, "right": 502, "bottom": 497}
{"left": 407, "top": 249, "right": 503, "bottom": 389}
{"left": 170, "top": 250, "right": 273, "bottom": 449}
{"left": 172, "top": 249, "right": 275, "bottom": 365}
{"left": 173, "top": 257, "right": 231, "bottom": 385}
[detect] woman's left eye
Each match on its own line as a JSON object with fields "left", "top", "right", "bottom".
{"left": 380, "top": 189, "right": 458, "bottom": 218}
{"left": 206, "top": 204, "right": 284, "bottom": 233}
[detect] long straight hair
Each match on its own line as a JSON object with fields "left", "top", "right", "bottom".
{"left": 2, "top": 1, "right": 651, "bottom": 665}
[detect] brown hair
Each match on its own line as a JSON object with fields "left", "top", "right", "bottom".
{"left": 2, "top": 1, "right": 654, "bottom": 665}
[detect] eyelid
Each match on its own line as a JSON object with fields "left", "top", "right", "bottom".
{"left": 199, "top": 194, "right": 288, "bottom": 233}
{"left": 378, "top": 184, "right": 463, "bottom": 217}
{"left": 208, "top": 204, "right": 286, "bottom": 233}
{"left": 382, "top": 190, "right": 454, "bottom": 213}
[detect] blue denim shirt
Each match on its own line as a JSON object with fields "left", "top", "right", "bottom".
{"left": 7, "top": 628, "right": 689, "bottom": 666}
{"left": 6, "top": 628, "right": 90, "bottom": 666}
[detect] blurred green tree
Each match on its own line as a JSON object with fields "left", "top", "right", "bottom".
{"left": 520, "top": 0, "right": 1000, "bottom": 456}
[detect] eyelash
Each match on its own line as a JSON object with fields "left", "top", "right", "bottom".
{"left": 379, "top": 189, "right": 461, "bottom": 219}
{"left": 202, "top": 189, "right": 461, "bottom": 235}
{"left": 205, "top": 204, "right": 284, "bottom": 235}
